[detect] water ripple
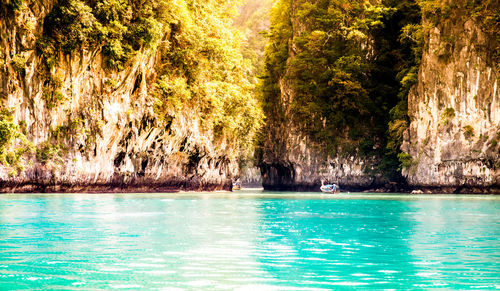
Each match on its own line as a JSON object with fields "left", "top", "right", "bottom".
{"left": 0, "top": 193, "right": 498, "bottom": 289}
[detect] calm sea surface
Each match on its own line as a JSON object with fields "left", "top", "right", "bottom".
{"left": 0, "top": 190, "right": 499, "bottom": 290}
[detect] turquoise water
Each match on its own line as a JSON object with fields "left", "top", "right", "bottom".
{"left": 0, "top": 191, "right": 499, "bottom": 290}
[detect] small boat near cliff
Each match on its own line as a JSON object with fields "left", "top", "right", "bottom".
{"left": 320, "top": 181, "right": 339, "bottom": 194}
{"left": 232, "top": 181, "right": 242, "bottom": 190}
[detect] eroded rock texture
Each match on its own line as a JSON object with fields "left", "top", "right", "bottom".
{"left": 403, "top": 5, "right": 499, "bottom": 193}
{"left": 0, "top": 1, "right": 241, "bottom": 192}
{"left": 259, "top": 0, "right": 384, "bottom": 192}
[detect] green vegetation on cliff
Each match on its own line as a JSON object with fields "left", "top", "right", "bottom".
{"left": 260, "top": 0, "right": 499, "bottom": 188}
{"left": 417, "top": 0, "right": 499, "bottom": 62}
{"left": 33, "top": 0, "right": 263, "bottom": 162}
{"left": 0, "top": 0, "right": 265, "bottom": 181}
{"left": 38, "top": 0, "right": 164, "bottom": 69}
{"left": 0, "top": 109, "right": 33, "bottom": 176}
{"left": 261, "top": 0, "right": 422, "bottom": 182}
{"left": 2, "top": 0, "right": 497, "bottom": 188}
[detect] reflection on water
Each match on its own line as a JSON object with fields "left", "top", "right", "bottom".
{"left": 407, "top": 200, "right": 500, "bottom": 288}
{"left": 256, "top": 200, "right": 418, "bottom": 289}
{"left": 0, "top": 192, "right": 499, "bottom": 289}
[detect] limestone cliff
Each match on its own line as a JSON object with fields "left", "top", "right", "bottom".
{"left": 260, "top": 0, "right": 498, "bottom": 193}
{"left": 403, "top": 2, "right": 499, "bottom": 193}
{"left": 259, "top": 0, "right": 394, "bottom": 192}
{"left": 0, "top": 1, "right": 261, "bottom": 193}
{"left": 260, "top": 127, "right": 381, "bottom": 191}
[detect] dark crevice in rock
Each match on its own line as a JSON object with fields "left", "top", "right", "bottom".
{"left": 114, "top": 151, "right": 125, "bottom": 167}
{"left": 132, "top": 73, "right": 142, "bottom": 94}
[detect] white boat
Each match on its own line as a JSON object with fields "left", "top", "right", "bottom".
{"left": 320, "top": 181, "right": 339, "bottom": 194}
{"left": 232, "top": 181, "right": 242, "bottom": 190}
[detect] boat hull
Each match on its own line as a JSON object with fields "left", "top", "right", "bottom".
{"left": 320, "top": 185, "right": 339, "bottom": 194}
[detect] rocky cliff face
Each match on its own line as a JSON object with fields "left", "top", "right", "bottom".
{"left": 403, "top": 4, "right": 499, "bottom": 193}
{"left": 260, "top": 75, "right": 380, "bottom": 191}
{"left": 0, "top": 1, "right": 255, "bottom": 192}
{"left": 259, "top": 0, "right": 388, "bottom": 192}
{"left": 260, "top": 0, "right": 498, "bottom": 193}
{"left": 260, "top": 129, "right": 381, "bottom": 191}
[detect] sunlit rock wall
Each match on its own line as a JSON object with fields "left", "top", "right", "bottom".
{"left": 403, "top": 8, "right": 499, "bottom": 193}
{"left": 0, "top": 2, "right": 235, "bottom": 192}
